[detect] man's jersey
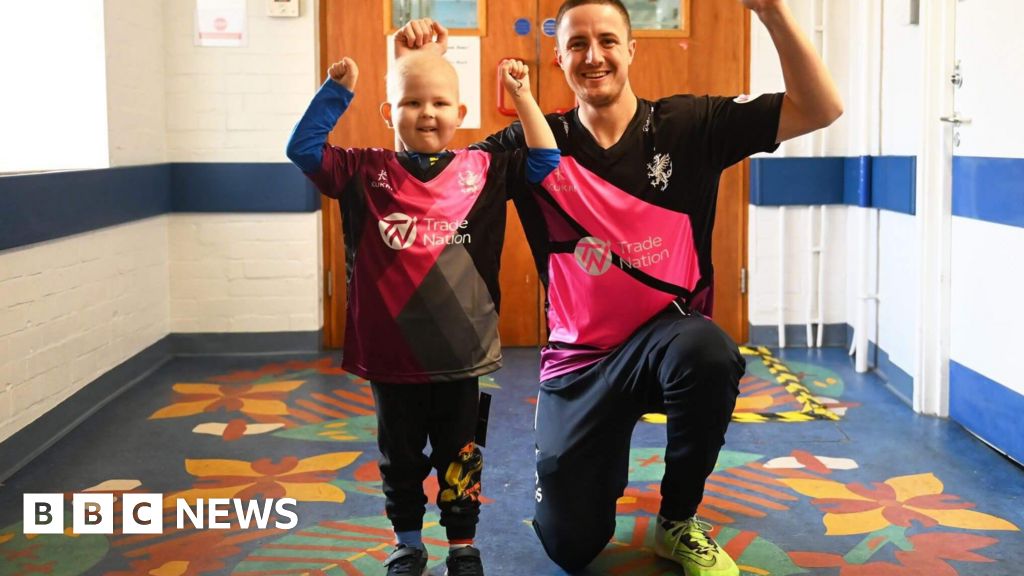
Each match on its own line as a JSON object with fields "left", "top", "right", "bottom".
{"left": 307, "top": 147, "right": 522, "bottom": 383}
{"left": 477, "top": 93, "right": 784, "bottom": 380}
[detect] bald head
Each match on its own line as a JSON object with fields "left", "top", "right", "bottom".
{"left": 387, "top": 52, "right": 459, "bottom": 104}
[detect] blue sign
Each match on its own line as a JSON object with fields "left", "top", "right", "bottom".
{"left": 514, "top": 18, "right": 531, "bottom": 36}
{"left": 542, "top": 17, "right": 557, "bottom": 37}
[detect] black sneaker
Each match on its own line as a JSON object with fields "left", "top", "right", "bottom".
{"left": 445, "top": 546, "right": 484, "bottom": 576}
{"left": 383, "top": 544, "right": 427, "bottom": 576}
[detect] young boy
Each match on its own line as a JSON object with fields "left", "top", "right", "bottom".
{"left": 286, "top": 40, "right": 558, "bottom": 576}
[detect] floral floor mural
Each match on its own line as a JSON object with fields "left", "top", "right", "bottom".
{"left": 0, "top": 347, "right": 1021, "bottom": 575}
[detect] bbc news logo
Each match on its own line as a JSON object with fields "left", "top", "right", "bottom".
{"left": 23, "top": 494, "right": 299, "bottom": 534}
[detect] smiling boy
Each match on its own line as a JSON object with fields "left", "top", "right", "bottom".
{"left": 286, "top": 47, "right": 558, "bottom": 576}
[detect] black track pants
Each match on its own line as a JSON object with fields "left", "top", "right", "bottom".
{"left": 371, "top": 378, "right": 483, "bottom": 541}
{"left": 532, "top": 307, "right": 744, "bottom": 572}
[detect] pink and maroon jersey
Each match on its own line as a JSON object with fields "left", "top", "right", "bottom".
{"left": 307, "top": 147, "right": 520, "bottom": 383}
{"left": 478, "top": 93, "right": 784, "bottom": 380}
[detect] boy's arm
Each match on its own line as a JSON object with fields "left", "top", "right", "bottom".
{"left": 500, "top": 59, "right": 559, "bottom": 183}
{"left": 285, "top": 58, "right": 359, "bottom": 174}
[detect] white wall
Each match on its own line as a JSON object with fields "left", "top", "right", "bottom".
{"left": 950, "top": 218, "right": 1024, "bottom": 395}
{"left": 861, "top": 0, "right": 924, "bottom": 377}
{"left": 0, "top": 0, "right": 172, "bottom": 445}
{"left": 877, "top": 210, "right": 917, "bottom": 371}
{"left": 0, "top": 218, "right": 170, "bottom": 444}
{"left": 0, "top": 0, "right": 322, "bottom": 443}
{"left": 170, "top": 213, "right": 321, "bottom": 332}
{"left": 748, "top": 206, "right": 847, "bottom": 327}
{"left": 948, "top": 0, "right": 1024, "bottom": 392}
{"left": 748, "top": 1, "right": 866, "bottom": 336}
{"left": 163, "top": 0, "right": 317, "bottom": 163}
{"left": 163, "top": 0, "right": 322, "bottom": 333}
{"left": 106, "top": 0, "right": 168, "bottom": 167}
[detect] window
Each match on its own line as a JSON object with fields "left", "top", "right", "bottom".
{"left": 386, "top": 0, "right": 485, "bottom": 35}
{"left": 623, "top": 0, "right": 690, "bottom": 37}
{"left": 0, "top": 0, "right": 109, "bottom": 174}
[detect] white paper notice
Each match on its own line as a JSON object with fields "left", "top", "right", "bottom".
{"left": 387, "top": 36, "right": 482, "bottom": 130}
{"left": 445, "top": 36, "right": 482, "bottom": 130}
{"left": 195, "top": 0, "right": 247, "bottom": 47}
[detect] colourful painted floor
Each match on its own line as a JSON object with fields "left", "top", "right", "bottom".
{"left": 0, "top": 346, "right": 1021, "bottom": 575}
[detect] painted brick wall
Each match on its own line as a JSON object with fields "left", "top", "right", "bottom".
{"left": 169, "top": 213, "right": 321, "bottom": 332}
{"left": 748, "top": 205, "right": 848, "bottom": 326}
{"left": 0, "top": 218, "right": 170, "bottom": 444}
{"left": 163, "top": 0, "right": 318, "bottom": 163}
{"left": 161, "top": 0, "right": 322, "bottom": 333}
{"left": 105, "top": 0, "right": 167, "bottom": 167}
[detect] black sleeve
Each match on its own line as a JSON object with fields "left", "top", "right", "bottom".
{"left": 472, "top": 122, "right": 526, "bottom": 153}
{"left": 706, "top": 92, "right": 785, "bottom": 169}
{"left": 506, "top": 148, "right": 530, "bottom": 201}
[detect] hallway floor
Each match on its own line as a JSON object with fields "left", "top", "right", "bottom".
{"left": 0, "top": 346, "right": 1021, "bottom": 575}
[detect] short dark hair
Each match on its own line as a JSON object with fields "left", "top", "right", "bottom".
{"left": 555, "top": 0, "right": 632, "bottom": 40}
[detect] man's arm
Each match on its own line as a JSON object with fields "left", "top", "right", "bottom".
{"left": 744, "top": 0, "right": 843, "bottom": 143}
{"left": 393, "top": 19, "right": 448, "bottom": 59}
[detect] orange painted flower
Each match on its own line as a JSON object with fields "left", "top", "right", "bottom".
{"left": 150, "top": 381, "right": 304, "bottom": 419}
{"left": 167, "top": 452, "right": 360, "bottom": 506}
{"left": 792, "top": 532, "right": 999, "bottom": 575}
{"left": 782, "top": 472, "right": 1019, "bottom": 536}
{"left": 212, "top": 358, "right": 348, "bottom": 383}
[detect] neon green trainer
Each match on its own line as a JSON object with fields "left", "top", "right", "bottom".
{"left": 654, "top": 516, "right": 739, "bottom": 576}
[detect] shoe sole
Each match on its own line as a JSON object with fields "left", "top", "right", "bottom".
{"left": 654, "top": 542, "right": 729, "bottom": 576}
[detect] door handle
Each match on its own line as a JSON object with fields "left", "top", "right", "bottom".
{"left": 940, "top": 114, "right": 972, "bottom": 125}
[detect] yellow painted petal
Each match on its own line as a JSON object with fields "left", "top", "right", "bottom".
{"left": 255, "top": 380, "right": 305, "bottom": 392}
{"left": 823, "top": 508, "right": 889, "bottom": 536}
{"left": 279, "top": 482, "right": 348, "bottom": 504}
{"left": 185, "top": 458, "right": 261, "bottom": 478}
{"left": 735, "top": 395, "right": 775, "bottom": 411}
{"left": 172, "top": 383, "right": 225, "bottom": 395}
{"left": 239, "top": 399, "right": 290, "bottom": 415}
{"left": 150, "top": 560, "right": 191, "bottom": 576}
{"left": 911, "top": 507, "right": 1021, "bottom": 531}
{"left": 886, "top": 473, "right": 943, "bottom": 501}
{"left": 292, "top": 452, "right": 361, "bottom": 474}
{"left": 0, "top": 532, "right": 14, "bottom": 545}
{"left": 781, "top": 478, "right": 874, "bottom": 501}
{"left": 150, "top": 400, "right": 214, "bottom": 419}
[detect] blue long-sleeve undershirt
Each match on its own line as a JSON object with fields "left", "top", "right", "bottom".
{"left": 285, "top": 80, "right": 559, "bottom": 183}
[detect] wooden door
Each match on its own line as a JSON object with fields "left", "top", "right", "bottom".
{"left": 319, "top": 0, "right": 543, "bottom": 347}
{"left": 536, "top": 0, "right": 751, "bottom": 343}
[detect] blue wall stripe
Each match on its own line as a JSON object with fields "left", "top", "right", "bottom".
{"left": 870, "top": 156, "right": 916, "bottom": 215}
{"left": 0, "top": 165, "right": 171, "bottom": 251}
{"left": 750, "top": 157, "right": 846, "bottom": 206}
{"left": 843, "top": 156, "right": 871, "bottom": 207}
{"left": 949, "top": 360, "right": 1024, "bottom": 465}
{"left": 953, "top": 156, "right": 1024, "bottom": 229}
{"left": 171, "top": 163, "right": 319, "bottom": 213}
{"left": 0, "top": 163, "right": 319, "bottom": 251}
{"left": 751, "top": 156, "right": 918, "bottom": 214}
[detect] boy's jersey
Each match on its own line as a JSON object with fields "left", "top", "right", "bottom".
{"left": 306, "top": 147, "right": 522, "bottom": 383}
{"left": 477, "top": 93, "right": 784, "bottom": 380}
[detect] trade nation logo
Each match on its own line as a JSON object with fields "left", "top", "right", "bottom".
{"left": 574, "top": 236, "right": 612, "bottom": 275}
{"left": 379, "top": 213, "right": 417, "bottom": 250}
